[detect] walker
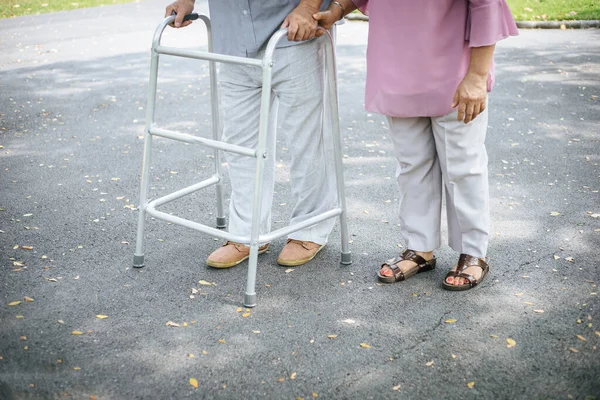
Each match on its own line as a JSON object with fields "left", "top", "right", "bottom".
{"left": 133, "top": 13, "right": 351, "bottom": 307}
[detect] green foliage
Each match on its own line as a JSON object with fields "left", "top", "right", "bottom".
{"left": 0, "top": 0, "right": 136, "bottom": 18}
{"left": 506, "top": 0, "right": 600, "bottom": 20}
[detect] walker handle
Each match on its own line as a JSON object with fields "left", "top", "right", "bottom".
{"left": 170, "top": 11, "right": 200, "bottom": 22}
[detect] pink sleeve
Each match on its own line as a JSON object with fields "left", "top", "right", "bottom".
{"left": 466, "top": 0, "right": 519, "bottom": 47}
{"left": 350, "top": 0, "right": 368, "bottom": 15}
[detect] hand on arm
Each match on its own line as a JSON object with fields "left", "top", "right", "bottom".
{"left": 313, "top": 0, "right": 357, "bottom": 36}
{"left": 281, "top": 0, "right": 322, "bottom": 42}
{"left": 452, "top": 44, "right": 495, "bottom": 124}
{"left": 165, "top": 0, "right": 195, "bottom": 28}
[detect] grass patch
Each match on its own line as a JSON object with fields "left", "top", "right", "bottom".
{"left": 0, "top": 0, "right": 138, "bottom": 18}
{"left": 506, "top": 0, "right": 600, "bottom": 20}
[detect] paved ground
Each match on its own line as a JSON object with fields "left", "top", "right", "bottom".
{"left": 1, "top": 1, "right": 599, "bottom": 399}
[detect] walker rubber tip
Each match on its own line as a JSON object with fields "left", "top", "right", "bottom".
{"left": 341, "top": 251, "right": 352, "bottom": 265}
{"left": 133, "top": 255, "right": 145, "bottom": 268}
{"left": 243, "top": 293, "right": 257, "bottom": 308}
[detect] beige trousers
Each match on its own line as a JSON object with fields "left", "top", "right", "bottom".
{"left": 387, "top": 108, "right": 490, "bottom": 258}
{"left": 218, "top": 37, "right": 336, "bottom": 246}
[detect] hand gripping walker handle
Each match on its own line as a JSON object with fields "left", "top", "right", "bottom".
{"left": 170, "top": 11, "right": 200, "bottom": 22}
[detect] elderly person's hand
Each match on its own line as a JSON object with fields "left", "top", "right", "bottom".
{"left": 452, "top": 44, "right": 496, "bottom": 124}
{"left": 165, "top": 0, "right": 195, "bottom": 28}
{"left": 281, "top": 0, "right": 321, "bottom": 42}
{"left": 314, "top": 0, "right": 355, "bottom": 37}
{"left": 452, "top": 71, "right": 488, "bottom": 124}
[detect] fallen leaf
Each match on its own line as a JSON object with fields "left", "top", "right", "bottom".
{"left": 166, "top": 321, "right": 180, "bottom": 327}
{"left": 58, "top": 320, "right": 64, "bottom": 324}
{"left": 290, "top": 372, "right": 297, "bottom": 380}
{"left": 189, "top": 378, "right": 198, "bottom": 388}
{"left": 96, "top": 315, "right": 109, "bottom": 319}
{"left": 514, "top": 293, "right": 524, "bottom": 297}
{"left": 506, "top": 338, "right": 516, "bottom": 348}
{"left": 594, "top": 331, "right": 600, "bottom": 337}
{"left": 312, "top": 393, "right": 319, "bottom": 398}
{"left": 524, "top": 302, "right": 534, "bottom": 305}
{"left": 425, "top": 361, "right": 434, "bottom": 367}
{"left": 242, "top": 313, "right": 251, "bottom": 318}
{"left": 24, "top": 297, "right": 34, "bottom": 302}
{"left": 277, "top": 377, "right": 285, "bottom": 382}
{"left": 73, "top": 367, "right": 81, "bottom": 371}
{"left": 490, "top": 334, "right": 499, "bottom": 338}
{"left": 550, "top": 211, "right": 560, "bottom": 216}
{"left": 467, "top": 381, "right": 475, "bottom": 389}
{"left": 236, "top": 307, "right": 242, "bottom": 313}
{"left": 342, "top": 319, "right": 356, "bottom": 324}
{"left": 327, "top": 334, "right": 338, "bottom": 339}
{"left": 218, "top": 339, "right": 226, "bottom": 344}
{"left": 22, "top": 245, "right": 33, "bottom": 250}
{"left": 46, "top": 278, "right": 58, "bottom": 282}
{"left": 16, "top": 315, "right": 24, "bottom": 319}
{"left": 392, "top": 384, "right": 401, "bottom": 391}
{"left": 533, "top": 310, "right": 544, "bottom": 313}
{"left": 285, "top": 268, "right": 295, "bottom": 273}
{"left": 451, "top": 354, "right": 456, "bottom": 359}
{"left": 8, "top": 301, "right": 21, "bottom": 306}
{"left": 252, "top": 330, "right": 261, "bottom": 334}
{"left": 198, "top": 280, "right": 216, "bottom": 286}
{"left": 553, "top": 255, "right": 560, "bottom": 260}
{"left": 565, "top": 257, "right": 574, "bottom": 262}
{"left": 359, "top": 343, "right": 371, "bottom": 349}
{"left": 445, "top": 319, "right": 457, "bottom": 324}
{"left": 576, "top": 335, "right": 587, "bottom": 342}
{"left": 71, "top": 331, "right": 84, "bottom": 335}
{"left": 568, "top": 348, "right": 579, "bottom": 353}
{"left": 20, "top": 336, "right": 27, "bottom": 341}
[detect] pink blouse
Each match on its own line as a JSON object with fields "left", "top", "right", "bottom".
{"left": 350, "top": 0, "right": 519, "bottom": 117}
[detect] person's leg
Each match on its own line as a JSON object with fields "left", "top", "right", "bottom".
{"left": 378, "top": 115, "right": 442, "bottom": 281}
{"left": 431, "top": 108, "right": 490, "bottom": 287}
{"left": 269, "top": 38, "right": 337, "bottom": 265}
{"left": 206, "top": 62, "right": 276, "bottom": 268}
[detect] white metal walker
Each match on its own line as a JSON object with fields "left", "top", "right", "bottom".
{"left": 133, "top": 13, "right": 351, "bottom": 307}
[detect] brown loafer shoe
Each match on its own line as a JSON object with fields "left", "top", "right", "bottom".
{"left": 277, "top": 239, "right": 324, "bottom": 267}
{"left": 206, "top": 241, "right": 269, "bottom": 269}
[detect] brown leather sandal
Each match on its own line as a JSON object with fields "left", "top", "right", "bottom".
{"left": 442, "top": 254, "right": 489, "bottom": 291}
{"left": 377, "top": 249, "right": 436, "bottom": 283}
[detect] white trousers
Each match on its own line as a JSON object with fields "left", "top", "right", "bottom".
{"left": 387, "top": 108, "right": 490, "bottom": 258}
{"left": 218, "top": 38, "right": 336, "bottom": 245}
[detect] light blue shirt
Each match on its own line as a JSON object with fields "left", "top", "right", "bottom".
{"left": 207, "top": 0, "right": 331, "bottom": 57}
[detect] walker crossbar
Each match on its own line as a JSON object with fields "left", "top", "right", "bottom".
{"left": 149, "top": 126, "right": 257, "bottom": 157}
{"left": 134, "top": 13, "right": 351, "bottom": 307}
{"left": 155, "top": 45, "right": 264, "bottom": 67}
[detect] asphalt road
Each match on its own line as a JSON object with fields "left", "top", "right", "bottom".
{"left": 1, "top": 1, "right": 599, "bottom": 399}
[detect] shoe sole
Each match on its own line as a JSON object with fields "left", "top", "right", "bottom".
{"left": 276, "top": 245, "right": 324, "bottom": 267}
{"left": 207, "top": 245, "right": 269, "bottom": 269}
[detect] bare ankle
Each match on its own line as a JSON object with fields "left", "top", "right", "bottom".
{"left": 414, "top": 250, "right": 434, "bottom": 260}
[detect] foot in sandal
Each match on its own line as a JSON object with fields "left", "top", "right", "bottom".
{"left": 442, "top": 254, "right": 489, "bottom": 291}
{"left": 377, "top": 249, "right": 436, "bottom": 283}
